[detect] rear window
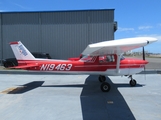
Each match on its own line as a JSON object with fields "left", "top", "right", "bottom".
{"left": 32, "top": 53, "right": 51, "bottom": 59}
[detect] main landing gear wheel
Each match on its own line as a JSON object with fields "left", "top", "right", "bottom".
{"left": 100, "top": 82, "right": 111, "bottom": 92}
{"left": 128, "top": 75, "right": 137, "bottom": 87}
{"left": 99, "top": 75, "right": 106, "bottom": 82}
{"left": 129, "top": 79, "right": 137, "bottom": 87}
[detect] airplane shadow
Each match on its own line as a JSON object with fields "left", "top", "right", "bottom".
{"left": 7, "top": 81, "right": 44, "bottom": 94}
{"left": 41, "top": 75, "right": 142, "bottom": 120}
{"left": 80, "top": 75, "right": 140, "bottom": 120}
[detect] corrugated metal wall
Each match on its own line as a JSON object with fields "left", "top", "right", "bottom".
{"left": 0, "top": 9, "right": 115, "bottom": 60}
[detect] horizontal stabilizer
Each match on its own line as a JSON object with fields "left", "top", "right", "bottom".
{"left": 9, "top": 64, "right": 38, "bottom": 69}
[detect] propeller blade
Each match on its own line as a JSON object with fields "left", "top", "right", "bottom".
{"left": 142, "top": 47, "right": 146, "bottom": 71}
{"left": 142, "top": 47, "right": 146, "bottom": 81}
{"left": 143, "top": 47, "right": 145, "bottom": 60}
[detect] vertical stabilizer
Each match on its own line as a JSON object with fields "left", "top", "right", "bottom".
{"left": 10, "top": 41, "right": 35, "bottom": 60}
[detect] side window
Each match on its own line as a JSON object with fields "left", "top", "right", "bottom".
{"left": 112, "top": 55, "right": 115, "bottom": 62}
{"left": 110, "top": 55, "right": 115, "bottom": 62}
{"left": 99, "top": 55, "right": 115, "bottom": 63}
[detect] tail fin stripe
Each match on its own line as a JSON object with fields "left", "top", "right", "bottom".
{"left": 9, "top": 41, "right": 19, "bottom": 45}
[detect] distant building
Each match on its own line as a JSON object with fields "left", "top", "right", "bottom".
{"left": 0, "top": 9, "right": 117, "bottom": 60}
{"left": 125, "top": 50, "right": 133, "bottom": 55}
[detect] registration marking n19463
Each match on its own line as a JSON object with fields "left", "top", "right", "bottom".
{"left": 40, "top": 64, "right": 72, "bottom": 71}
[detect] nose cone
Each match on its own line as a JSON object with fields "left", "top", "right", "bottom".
{"left": 143, "top": 60, "right": 149, "bottom": 65}
{"left": 134, "top": 59, "right": 149, "bottom": 65}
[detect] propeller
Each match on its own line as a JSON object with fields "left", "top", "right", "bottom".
{"left": 142, "top": 47, "right": 146, "bottom": 80}
{"left": 142, "top": 47, "right": 146, "bottom": 71}
{"left": 142, "top": 47, "right": 145, "bottom": 61}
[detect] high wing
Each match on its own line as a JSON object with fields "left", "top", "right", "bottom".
{"left": 82, "top": 37, "right": 158, "bottom": 56}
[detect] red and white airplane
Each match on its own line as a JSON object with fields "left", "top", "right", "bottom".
{"left": 9, "top": 37, "right": 157, "bottom": 92}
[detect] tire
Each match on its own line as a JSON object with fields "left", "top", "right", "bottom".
{"left": 129, "top": 79, "right": 137, "bottom": 87}
{"left": 100, "top": 82, "right": 111, "bottom": 92}
{"left": 4, "top": 62, "right": 14, "bottom": 68}
{"left": 4, "top": 63, "right": 9, "bottom": 68}
{"left": 99, "top": 75, "right": 106, "bottom": 82}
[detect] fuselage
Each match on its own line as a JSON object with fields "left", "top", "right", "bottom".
{"left": 17, "top": 55, "right": 148, "bottom": 76}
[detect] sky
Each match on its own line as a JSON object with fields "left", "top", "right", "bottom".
{"left": 0, "top": 0, "right": 161, "bottom": 53}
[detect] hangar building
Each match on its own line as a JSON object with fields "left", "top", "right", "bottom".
{"left": 0, "top": 9, "right": 117, "bottom": 60}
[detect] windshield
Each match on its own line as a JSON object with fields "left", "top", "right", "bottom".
{"left": 120, "top": 55, "right": 125, "bottom": 60}
{"left": 80, "top": 55, "right": 95, "bottom": 62}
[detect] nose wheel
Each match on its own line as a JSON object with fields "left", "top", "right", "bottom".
{"left": 129, "top": 75, "right": 137, "bottom": 87}
{"left": 129, "top": 79, "right": 136, "bottom": 86}
{"left": 98, "top": 75, "right": 111, "bottom": 92}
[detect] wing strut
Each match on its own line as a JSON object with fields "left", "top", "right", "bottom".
{"left": 116, "top": 54, "right": 121, "bottom": 73}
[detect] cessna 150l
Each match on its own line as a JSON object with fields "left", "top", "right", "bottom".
{"left": 9, "top": 37, "right": 157, "bottom": 92}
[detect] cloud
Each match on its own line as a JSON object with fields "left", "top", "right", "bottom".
{"left": 138, "top": 26, "right": 153, "bottom": 30}
{"left": 13, "top": 3, "right": 27, "bottom": 9}
{"left": 157, "top": 23, "right": 161, "bottom": 27}
{"left": 118, "top": 27, "right": 134, "bottom": 32}
{"left": 8, "top": 1, "right": 30, "bottom": 10}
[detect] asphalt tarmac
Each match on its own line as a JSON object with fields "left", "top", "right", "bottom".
{"left": 0, "top": 57, "right": 160, "bottom": 120}
{"left": 0, "top": 73, "right": 161, "bottom": 120}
